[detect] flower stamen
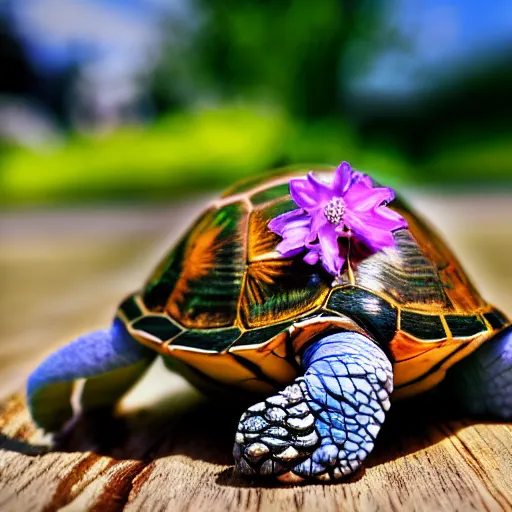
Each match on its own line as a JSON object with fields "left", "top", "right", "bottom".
{"left": 324, "top": 197, "right": 345, "bottom": 225}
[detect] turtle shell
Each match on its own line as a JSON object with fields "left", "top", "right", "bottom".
{"left": 118, "top": 167, "right": 510, "bottom": 398}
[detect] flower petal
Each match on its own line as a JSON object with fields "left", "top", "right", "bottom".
{"left": 318, "top": 224, "right": 344, "bottom": 275}
{"left": 275, "top": 243, "right": 304, "bottom": 258}
{"left": 303, "top": 250, "right": 319, "bottom": 265}
{"left": 289, "top": 177, "right": 323, "bottom": 210}
{"left": 307, "top": 172, "right": 333, "bottom": 200}
{"left": 365, "top": 207, "right": 408, "bottom": 232}
{"left": 268, "top": 208, "right": 307, "bottom": 234}
{"left": 344, "top": 210, "right": 396, "bottom": 252}
{"left": 332, "top": 161, "right": 352, "bottom": 194}
{"left": 344, "top": 183, "right": 395, "bottom": 212}
{"left": 281, "top": 217, "right": 311, "bottom": 234}
{"left": 334, "top": 224, "right": 351, "bottom": 238}
{"left": 273, "top": 219, "right": 310, "bottom": 253}
{"left": 351, "top": 171, "right": 373, "bottom": 187}
{"left": 307, "top": 207, "right": 328, "bottom": 243}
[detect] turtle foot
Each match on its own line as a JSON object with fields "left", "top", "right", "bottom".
{"left": 233, "top": 332, "right": 393, "bottom": 483}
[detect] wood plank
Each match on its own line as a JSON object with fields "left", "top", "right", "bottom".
{"left": 0, "top": 194, "right": 511, "bottom": 511}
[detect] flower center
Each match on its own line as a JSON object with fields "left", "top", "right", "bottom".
{"left": 324, "top": 197, "right": 346, "bottom": 225}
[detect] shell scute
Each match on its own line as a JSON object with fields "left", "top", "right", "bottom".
{"left": 231, "top": 322, "right": 293, "bottom": 348}
{"left": 326, "top": 287, "right": 398, "bottom": 345}
{"left": 400, "top": 311, "right": 446, "bottom": 341}
{"left": 171, "top": 327, "right": 241, "bottom": 351}
{"left": 250, "top": 183, "right": 291, "bottom": 206}
{"left": 445, "top": 315, "right": 486, "bottom": 338}
{"left": 240, "top": 258, "right": 329, "bottom": 328}
{"left": 143, "top": 201, "right": 247, "bottom": 329}
{"left": 132, "top": 316, "right": 182, "bottom": 342}
{"left": 354, "top": 228, "right": 452, "bottom": 312}
{"left": 484, "top": 310, "right": 508, "bottom": 330}
{"left": 247, "top": 198, "right": 296, "bottom": 262}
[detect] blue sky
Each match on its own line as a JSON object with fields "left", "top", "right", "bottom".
{"left": 347, "top": 0, "right": 512, "bottom": 98}
{"left": 10, "top": 0, "right": 179, "bottom": 75}
{"left": 9, "top": 0, "right": 512, "bottom": 95}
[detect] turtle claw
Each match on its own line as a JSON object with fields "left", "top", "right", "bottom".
{"left": 234, "top": 378, "right": 367, "bottom": 482}
{"left": 233, "top": 333, "right": 393, "bottom": 482}
{"left": 234, "top": 379, "right": 319, "bottom": 481}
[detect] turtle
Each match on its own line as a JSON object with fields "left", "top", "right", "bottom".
{"left": 27, "top": 165, "right": 512, "bottom": 483}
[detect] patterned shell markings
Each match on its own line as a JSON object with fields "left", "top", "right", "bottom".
{"left": 143, "top": 201, "right": 247, "bottom": 329}
{"left": 242, "top": 187, "right": 329, "bottom": 328}
{"left": 353, "top": 196, "right": 487, "bottom": 315}
{"left": 138, "top": 168, "right": 496, "bottom": 362}
{"left": 119, "top": 168, "right": 512, "bottom": 399}
{"left": 141, "top": 173, "right": 330, "bottom": 339}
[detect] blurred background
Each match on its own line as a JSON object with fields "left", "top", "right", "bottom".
{"left": 0, "top": 0, "right": 511, "bottom": 206}
{"left": 0, "top": 0, "right": 512, "bottom": 413}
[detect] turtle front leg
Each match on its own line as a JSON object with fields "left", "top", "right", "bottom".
{"left": 441, "top": 325, "right": 512, "bottom": 420}
{"left": 233, "top": 332, "right": 393, "bottom": 483}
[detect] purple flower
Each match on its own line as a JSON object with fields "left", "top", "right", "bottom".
{"left": 268, "top": 161, "right": 408, "bottom": 276}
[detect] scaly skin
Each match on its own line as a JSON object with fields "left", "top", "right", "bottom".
{"left": 27, "top": 319, "right": 155, "bottom": 431}
{"left": 233, "top": 332, "right": 393, "bottom": 483}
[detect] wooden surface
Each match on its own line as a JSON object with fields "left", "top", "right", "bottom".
{"left": 1, "top": 193, "right": 512, "bottom": 512}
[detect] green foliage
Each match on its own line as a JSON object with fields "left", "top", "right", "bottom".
{"left": 0, "top": 106, "right": 288, "bottom": 205}
{"left": 1, "top": 102, "right": 510, "bottom": 207}
{"left": 152, "top": 0, "right": 375, "bottom": 120}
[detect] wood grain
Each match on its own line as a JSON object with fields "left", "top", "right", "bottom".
{"left": 0, "top": 193, "right": 511, "bottom": 512}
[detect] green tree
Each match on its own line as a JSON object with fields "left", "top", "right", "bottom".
{"left": 150, "top": 0, "right": 385, "bottom": 121}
